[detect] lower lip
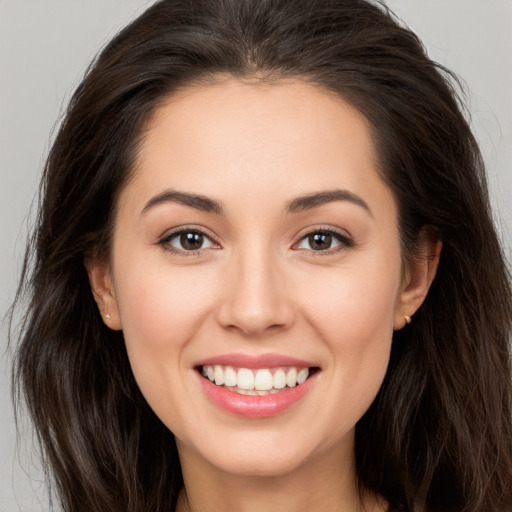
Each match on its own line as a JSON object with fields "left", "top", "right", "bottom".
{"left": 198, "top": 372, "right": 318, "bottom": 418}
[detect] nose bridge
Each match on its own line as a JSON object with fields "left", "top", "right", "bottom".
{"left": 217, "top": 238, "right": 293, "bottom": 335}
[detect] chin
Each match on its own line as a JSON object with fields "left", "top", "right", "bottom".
{"left": 179, "top": 426, "right": 348, "bottom": 479}
{"left": 208, "top": 447, "right": 311, "bottom": 478}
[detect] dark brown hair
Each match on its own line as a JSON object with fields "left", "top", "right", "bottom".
{"left": 11, "top": 1, "right": 512, "bottom": 511}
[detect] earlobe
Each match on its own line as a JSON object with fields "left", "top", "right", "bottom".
{"left": 394, "top": 230, "right": 442, "bottom": 330}
{"left": 84, "top": 255, "right": 122, "bottom": 330}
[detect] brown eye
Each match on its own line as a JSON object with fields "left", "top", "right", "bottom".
{"left": 162, "top": 229, "right": 216, "bottom": 253}
{"left": 295, "top": 229, "right": 352, "bottom": 252}
{"left": 180, "top": 232, "right": 204, "bottom": 250}
{"left": 308, "top": 233, "right": 333, "bottom": 251}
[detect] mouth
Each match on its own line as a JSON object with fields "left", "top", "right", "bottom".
{"left": 197, "top": 364, "right": 320, "bottom": 396}
{"left": 195, "top": 353, "right": 321, "bottom": 418}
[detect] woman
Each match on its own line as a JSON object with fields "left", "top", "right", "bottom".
{"left": 11, "top": 0, "right": 512, "bottom": 511}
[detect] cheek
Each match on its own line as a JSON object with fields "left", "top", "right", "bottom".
{"left": 296, "top": 252, "right": 400, "bottom": 423}
{"left": 112, "top": 253, "right": 217, "bottom": 386}
{"left": 300, "top": 253, "right": 400, "bottom": 344}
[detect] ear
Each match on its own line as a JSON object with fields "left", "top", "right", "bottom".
{"left": 394, "top": 228, "right": 442, "bottom": 330}
{"left": 84, "top": 255, "right": 122, "bottom": 330}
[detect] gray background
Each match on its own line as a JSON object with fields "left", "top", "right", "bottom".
{"left": 1, "top": 1, "right": 510, "bottom": 510}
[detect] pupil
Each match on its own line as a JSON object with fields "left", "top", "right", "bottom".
{"left": 310, "top": 233, "right": 332, "bottom": 250}
{"left": 181, "top": 232, "right": 203, "bottom": 250}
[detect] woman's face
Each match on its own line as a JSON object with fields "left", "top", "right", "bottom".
{"left": 91, "top": 79, "right": 429, "bottom": 478}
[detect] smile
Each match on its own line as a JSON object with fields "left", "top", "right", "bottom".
{"left": 196, "top": 356, "right": 320, "bottom": 418}
{"left": 201, "top": 365, "right": 311, "bottom": 396}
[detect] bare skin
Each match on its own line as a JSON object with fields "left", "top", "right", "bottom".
{"left": 175, "top": 433, "right": 387, "bottom": 512}
{"left": 87, "top": 79, "right": 440, "bottom": 512}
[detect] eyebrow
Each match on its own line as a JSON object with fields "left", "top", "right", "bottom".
{"left": 141, "top": 190, "right": 224, "bottom": 215}
{"left": 286, "top": 189, "right": 372, "bottom": 216}
{"left": 141, "top": 188, "right": 371, "bottom": 217}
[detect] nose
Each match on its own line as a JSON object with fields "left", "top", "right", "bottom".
{"left": 216, "top": 247, "right": 295, "bottom": 337}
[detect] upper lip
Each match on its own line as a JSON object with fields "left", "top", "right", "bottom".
{"left": 195, "top": 353, "right": 317, "bottom": 369}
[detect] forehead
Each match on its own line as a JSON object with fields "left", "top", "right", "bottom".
{"left": 120, "top": 79, "right": 394, "bottom": 218}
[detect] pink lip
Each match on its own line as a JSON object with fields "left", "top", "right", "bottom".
{"left": 196, "top": 367, "right": 319, "bottom": 419}
{"left": 195, "top": 352, "right": 316, "bottom": 369}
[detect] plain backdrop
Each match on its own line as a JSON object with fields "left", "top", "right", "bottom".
{"left": 1, "top": 1, "right": 511, "bottom": 510}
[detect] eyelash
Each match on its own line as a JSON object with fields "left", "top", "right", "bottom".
{"left": 292, "top": 227, "right": 354, "bottom": 255}
{"left": 157, "top": 226, "right": 354, "bottom": 256}
{"left": 157, "top": 226, "right": 220, "bottom": 256}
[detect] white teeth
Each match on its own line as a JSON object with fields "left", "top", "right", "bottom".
{"left": 237, "top": 368, "right": 255, "bottom": 390}
{"left": 286, "top": 368, "right": 297, "bottom": 388}
{"left": 254, "top": 369, "right": 273, "bottom": 390}
{"left": 224, "top": 366, "right": 237, "bottom": 387}
{"left": 202, "top": 365, "right": 311, "bottom": 393}
{"left": 273, "top": 369, "right": 286, "bottom": 389}
{"left": 214, "top": 365, "right": 224, "bottom": 385}
{"left": 297, "top": 368, "right": 309, "bottom": 384}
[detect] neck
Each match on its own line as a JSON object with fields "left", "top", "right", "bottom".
{"left": 176, "top": 440, "right": 385, "bottom": 512}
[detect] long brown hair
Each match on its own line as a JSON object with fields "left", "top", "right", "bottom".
{"left": 11, "top": 1, "right": 512, "bottom": 511}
